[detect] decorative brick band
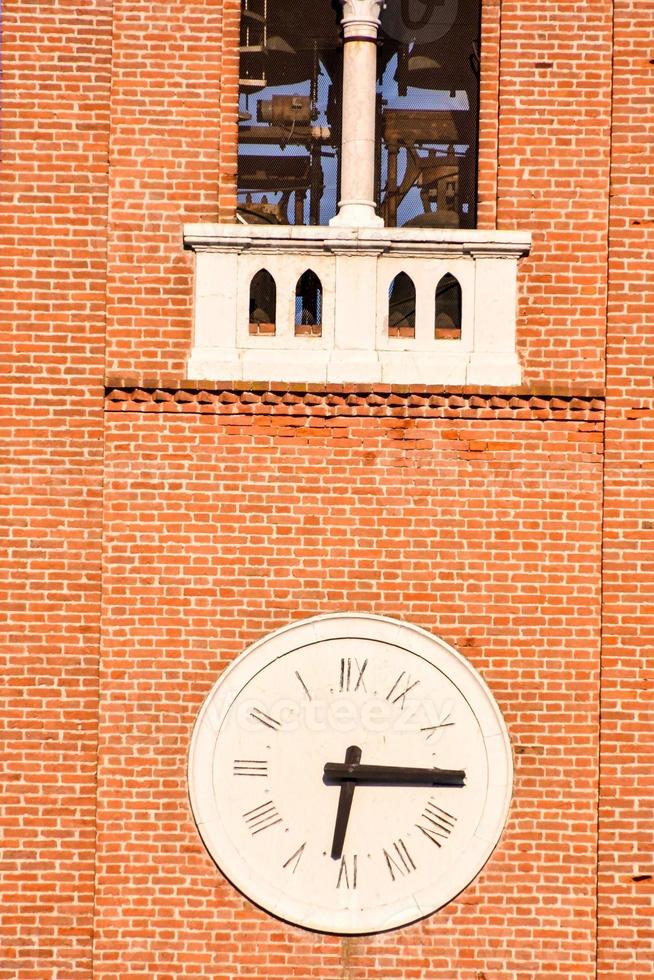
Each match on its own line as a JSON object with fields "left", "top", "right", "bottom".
{"left": 105, "top": 381, "right": 605, "bottom": 422}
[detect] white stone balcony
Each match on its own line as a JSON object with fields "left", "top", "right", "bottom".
{"left": 184, "top": 225, "right": 531, "bottom": 386}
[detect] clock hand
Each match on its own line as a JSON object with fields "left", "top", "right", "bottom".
{"left": 323, "top": 762, "right": 465, "bottom": 787}
{"left": 330, "top": 745, "right": 362, "bottom": 861}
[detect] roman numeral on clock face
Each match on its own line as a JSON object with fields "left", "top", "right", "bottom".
{"left": 336, "top": 854, "right": 358, "bottom": 889}
{"left": 294, "top": 670, "right": 312, "bottom": 701}
{"left": 385, "top": 671, "right": 420, "bottom": 708}
{"left": 282, "top": 841, "right": 306, "bottom": 874}
{"left": 415, "top": 802, "right": 456, "bottom": 846}
{"left": 233, "top": 759, "right": 268, "bottom": 777}
{"left": 421, "top": 708, "right": 454, "bottom": 741}
{"left": 243, "top": 800, "right": 282, "bottom": 835}
{"left": 339, "top": 657, "right": 368, "bottom": 693}
{"left": 383, "top": 838, "right": 416, "bottom": 881}
{"left": 250, "top": 707, "right": 281, "bottom": 730}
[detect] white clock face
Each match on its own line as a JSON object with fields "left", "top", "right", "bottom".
{"left": 188, "top": 614, "right": 513, "bottom": 934}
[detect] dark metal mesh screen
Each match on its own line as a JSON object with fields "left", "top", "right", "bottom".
{"left": 237, "top": 0, "right": 481, "bottom": 229}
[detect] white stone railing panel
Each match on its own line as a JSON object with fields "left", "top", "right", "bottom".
{"left": 233, "top": 251, "right": 336, "bottom": 351}
{"left": 184, "top": 225, "right": 531, "bottom": 386}
{"left": 374, "top": 256, "right": 475, "bottom": 352}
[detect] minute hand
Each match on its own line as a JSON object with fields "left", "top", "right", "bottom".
{"left": 323, "top": 762, "right": 465, "bottom": 787}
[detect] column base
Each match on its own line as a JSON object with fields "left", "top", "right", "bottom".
{"left": 330, "top": 202, "right": 384, "bottom": 228}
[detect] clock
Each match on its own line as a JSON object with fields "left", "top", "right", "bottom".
{"left": 188, "top": 613, "right": 513, "bottom": 934}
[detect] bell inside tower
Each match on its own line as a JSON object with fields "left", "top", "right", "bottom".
{"left": 237, "top": 0, "right": 481, "bottom": 229}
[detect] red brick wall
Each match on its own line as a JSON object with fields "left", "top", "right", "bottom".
{"left": 2, "top": 0, "right": 653, "bottom": 977}
{"left": 93, "top": 394, "right": 604, "bottom": 978}
{"left": 497, "top": 1, "right": 614, "bottom": 387}
{"left": 597, "top": 2, "right": 654, "bottom": 977}
{"left": 476, "top": 0, "right": 501, "bottom": 231}
{"left": 0, "top": 2, "right": 112, "bottom": 977}
{"left": 104, "top": 0, "right": 226, "bottom": 378}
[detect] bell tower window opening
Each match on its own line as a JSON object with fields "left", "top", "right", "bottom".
{"left": 295, "top": 270, "right": 323, "bottom": 336}
{"left": 388, "top": 272, "right": 416, "bottom": 338}
{"left": 435, "top": 273, "right": 462, "bottom": 339}
{"left": 249, "top": 269, "right": 277, "bottom": 335}
{"left": 236, "top": 0, "right": 482, "bottom": 229}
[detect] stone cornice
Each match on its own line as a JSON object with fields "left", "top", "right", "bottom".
{"left": 183, "top": 224, "right": 532, "bottom": 259}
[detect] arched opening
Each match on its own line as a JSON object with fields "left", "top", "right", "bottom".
{"left": 249, "top": 269, "right": 277, "bottom": 335}
{"left": 236, "top": 0, "right": 482, "bottom": 229}
{"left": 388, "top": 272, "right": 416, "bottom": 338}
{"left": 295, "top": 270, "right": 323, "bottom": 336}
{"left": 435, "top": 273, "right": 462, "bottom": 339}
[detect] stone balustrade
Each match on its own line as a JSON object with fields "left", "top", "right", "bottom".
{"left": 184, "top": 224, "right": 531, "bottom": 385}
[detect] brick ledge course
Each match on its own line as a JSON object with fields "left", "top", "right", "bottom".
{"left": 105, "top": 378, "right": 605, "bottom": 421}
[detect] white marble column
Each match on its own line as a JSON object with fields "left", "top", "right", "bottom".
{"left": 329, "top": 0, "right": 384, "bottom": 228}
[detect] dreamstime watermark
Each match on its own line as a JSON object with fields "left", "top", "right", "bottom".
{"left": 381, "top": 0, "right": 459, "bottom": 45}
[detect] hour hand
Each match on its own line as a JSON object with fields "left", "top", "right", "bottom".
{"left": 323, "top": 762, "right": 465, "bottom": 787}
{"left": 330, "top": 745, "right": 361, "bottom": 860}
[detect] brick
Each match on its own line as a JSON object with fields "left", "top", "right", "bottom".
{"left": 2, "top": 1, "right": 653, "bottom": 977}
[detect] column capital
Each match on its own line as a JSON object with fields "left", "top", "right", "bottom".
{"left": 339, "top": 0, "right": 383, "bottom": 40}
